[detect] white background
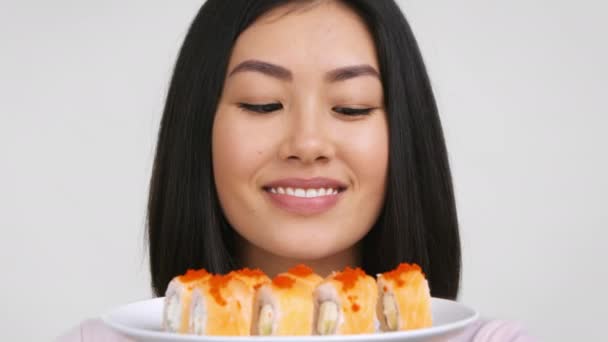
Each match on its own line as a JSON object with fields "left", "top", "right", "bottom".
{"left": 1, "top": 0, "right": 606, "bottom": 340}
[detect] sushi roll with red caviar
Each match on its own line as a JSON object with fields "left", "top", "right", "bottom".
{"left": 376, "top": 263, "right": 432, "bottom": 331}
{"left": 188, "top": 273, "right": 255, "bottom": 336}
{"left": 312, "top": 267, "right": 378, "bottom": 335}
{"left": 251, "top": 264, "right": 322, "bottom": 336}
{"left": 162, "top": 268, "right": 211, "bottom": 333}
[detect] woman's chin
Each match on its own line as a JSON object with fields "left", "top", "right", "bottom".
{"left": 266, "top": 237, "right": 351, "bottom": 262}
{"left": 274, "top": 247, "right": 332, "bottom": 261}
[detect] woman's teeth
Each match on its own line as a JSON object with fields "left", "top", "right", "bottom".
{"left": 267, "top": 187, "right": 339, "bottom": 198}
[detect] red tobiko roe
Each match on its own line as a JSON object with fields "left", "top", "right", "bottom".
{"left": 382, "top": 263, "right": 425, "bottom": 287}
{"left": 272, "top": 275, "right": 296, "bottom": 288}
{"left": 178, "top": 268, "right": 210, "bottom": 282}
{"left": 333, "top": 266, "right": 367, "bottom": 291}
{"left": 287, "top": 264, "right": 315, "bottom": 277}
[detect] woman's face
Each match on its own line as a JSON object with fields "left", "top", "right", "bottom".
{"left": 212, "top": 1, "right": 388, "bottom": 261}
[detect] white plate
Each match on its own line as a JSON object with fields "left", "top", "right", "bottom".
{"left": 102, "top": 297, "right": 478, "bottom": 342}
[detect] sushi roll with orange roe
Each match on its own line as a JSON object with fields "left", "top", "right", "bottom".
{"left": 251, "top": 264, "right": 322, "bottom": 336}
{"left": 376, "top": 263, "right": 433, "bottom": 331}
{"left": 189, "top": 273, "right": 254, "bottom": 336}
{"left": 312, "top": 267, "right": 378, "bottom": 335}
{"left": 162, "top": 268, "right": 211, "bottom": 333}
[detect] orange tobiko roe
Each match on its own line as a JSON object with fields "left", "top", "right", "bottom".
{"left": 287, "top": 264, "right": 314, "bottom": 277}
{"left": 178, "top": 268, "right": 209, "bottom": 283}
{"left": 333, "top": 267, "right": 367, "bottom": 291}
{"left": 347, "top": 294, "right": 360, "bottom": 312}
{"left": 381, "top": 263, "right": 425, "bottom": 288}
{"left": 272, "top": 275, "right": 296, "bottom": 288}
{"left": 208, "top": 274, "right": 233, "bottom": 306}
{"left": 232, "top": 267, "right": 267, "bottom": 278}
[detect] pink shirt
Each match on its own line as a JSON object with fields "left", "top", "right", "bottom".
{"left": 56, "top": 318, "right": 536, "bottom": 341}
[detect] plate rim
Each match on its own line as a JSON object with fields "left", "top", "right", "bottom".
{"left": 101, "top": 297, "right": 479, "bottom": 341}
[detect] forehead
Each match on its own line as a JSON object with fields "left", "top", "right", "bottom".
{"left": 227, "top": 1, "right": 379, "bottom": 76}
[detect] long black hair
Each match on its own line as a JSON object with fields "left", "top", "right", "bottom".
{"left": 147, "top": 0, "right": 461, "bottom": 299}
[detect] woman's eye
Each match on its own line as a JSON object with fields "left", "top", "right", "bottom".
{"left": 333, "top": 107, "right": 374, "bottom": 116}
{"left": 238, "top": 103, "right": 283, "bottom": 113}
{"left": 238, "top": 103, "right": 373, "bottom": 116}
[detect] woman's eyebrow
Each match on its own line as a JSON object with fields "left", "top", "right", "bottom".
{"left": 228, "top": 59, "right": 380, "bottom": 82}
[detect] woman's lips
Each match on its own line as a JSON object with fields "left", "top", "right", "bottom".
{"left": 263, "top": 189, "right": 345, "bottom": 216}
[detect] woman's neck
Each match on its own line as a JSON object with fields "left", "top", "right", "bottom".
{"left": 237, "top": 239, "right": 361, "bottom": 278}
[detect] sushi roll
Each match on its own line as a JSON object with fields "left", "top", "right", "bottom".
{"left": 251, "top": 265, "right": 322, "bottom": 336}
{"left": 162, "top": 268, "right": 211, "bottom": 333}
{"left": 189, "top": 274, "right": 255, "bottom": 335}
{"left": 189, "top": 273, "right": 255, "bottom": 335}
{"left": 376, "top": 263, "right": 432, "bottom": 331}
{"left": 312, "top": 267, "right": 378, "bottom": 335}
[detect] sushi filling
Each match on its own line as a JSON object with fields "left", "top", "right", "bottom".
{"left": 257, "top": 304, "right": 274, "bottom": 335}
{"left": 165, "top": 293, "right": 181, "bottom": 332}
{"left": 316, "top": 301, "right": 338, "bottom": 335}
{"left": 382, "top": 293, "right": 399, "bottom": 331}
{"left": 190, "top": 299, "right": 206, "bottom": 335}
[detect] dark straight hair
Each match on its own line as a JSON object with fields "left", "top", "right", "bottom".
{"left": 147, "top": 0, "right": 461, "bottom": 299}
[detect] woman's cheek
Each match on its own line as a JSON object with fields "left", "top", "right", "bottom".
{"left": 338, "top": 116, "right": 389, "bottom": 184}
{"left": 213, "top": 108, "right": 274, "bottom": 175}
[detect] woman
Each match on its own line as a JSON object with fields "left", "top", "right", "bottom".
{"left": 58, "top": 0, "right": 534, "bottom": 340}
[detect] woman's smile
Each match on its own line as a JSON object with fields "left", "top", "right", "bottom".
{"left": 261, "top": 179, "right": 347, "bottom": 216}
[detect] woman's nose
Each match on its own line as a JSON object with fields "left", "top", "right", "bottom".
{"left": 278, "top": 106, "right": 335, "bottom": 165}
